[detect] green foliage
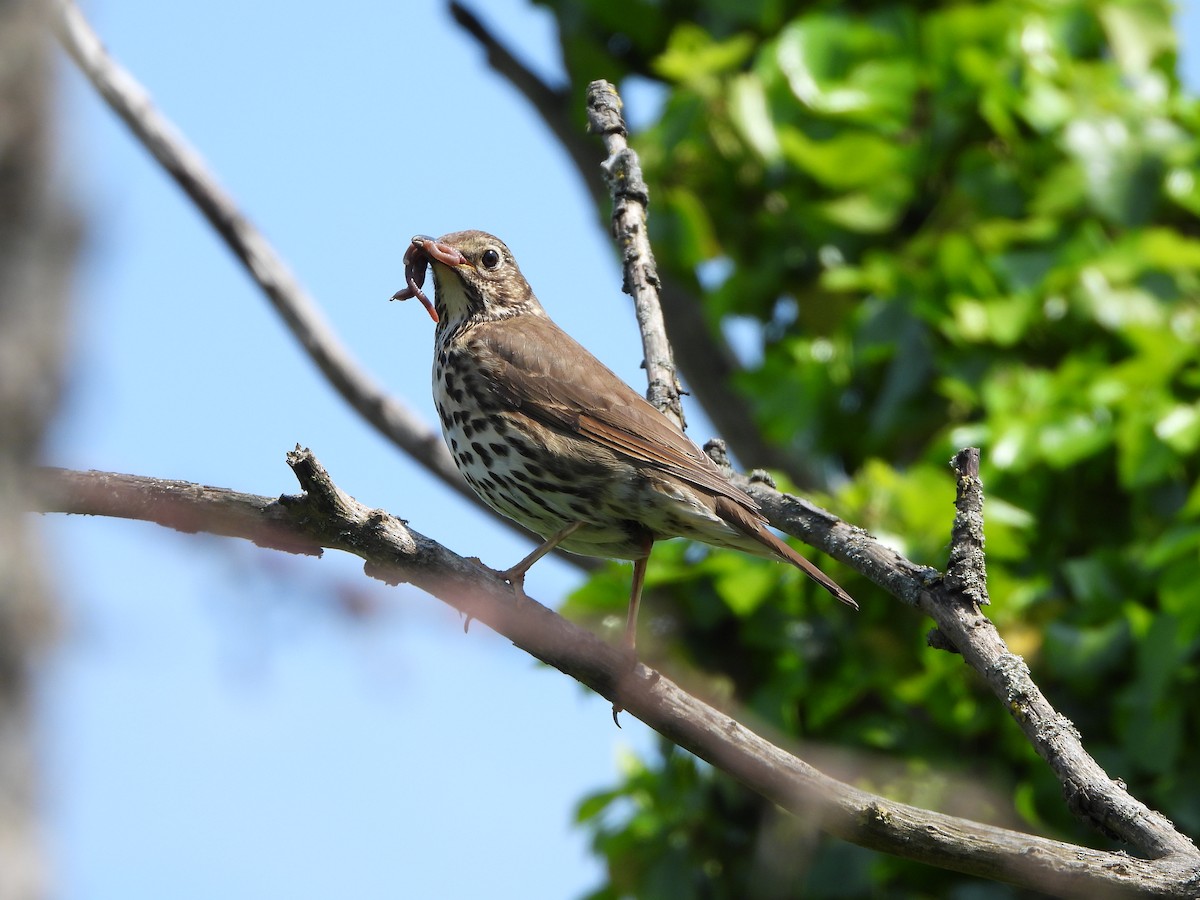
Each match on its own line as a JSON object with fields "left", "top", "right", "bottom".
{"left": 538, "top": 0, "right": 1200, "bottom": 893}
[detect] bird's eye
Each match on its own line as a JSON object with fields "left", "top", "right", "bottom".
{"left": 481, "top": 248, "right": 501, "bottom": 270}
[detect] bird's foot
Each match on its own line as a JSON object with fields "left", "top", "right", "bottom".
{"left": 610, "top": 637, "right": 643, "bottom": 727}
{"left": 466, "top": 556, "right": 532, "bottom": 602}
{"left": 494, "top": 564, "right": 531, "bottom": 603}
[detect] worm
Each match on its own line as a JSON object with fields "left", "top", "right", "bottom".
{"left": 390, "top": 235, "right": 470, "bottom": 324}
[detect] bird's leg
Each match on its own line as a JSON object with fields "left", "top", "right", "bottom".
{"left": 623, "top": 537, "right": 655, "bottom": 653}
{"left": 625, "top": 556, "right": 648, "bottom": 653}
{"left": 612, "top": 539, "right": 655, "bottom": 726}
{"left": 494, "top": 521, "right": 584, "bottom": 599}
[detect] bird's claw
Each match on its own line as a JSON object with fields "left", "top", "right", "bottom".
{"left": 498, "top": 564, "right": 532, "bottom": 601}
{"left": 610, "top": 641, "right": 645, "bottom": 727}
{"left": 475, "top": 559, "right": 531, "bottom": 603}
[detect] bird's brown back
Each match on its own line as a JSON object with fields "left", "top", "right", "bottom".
{"left": 468, "top": 314, "right": 762, "bottom": 512}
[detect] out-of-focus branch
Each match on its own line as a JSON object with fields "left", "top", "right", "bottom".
{"left": 29, "top": 457, "right": 1200, "bottom": 896}
{"left": 43, "top": 0, "right": 589, "bottom": 568}
{"left": 448, "top": 2, "right": 602, "bottom": 208}
{"left": 448, "top": 6, "right": 803, "bottom": 478}
{"left": 585, "top": 79, "right": 685, "bottom": 429}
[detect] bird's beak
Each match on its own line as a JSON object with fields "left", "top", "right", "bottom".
{"left": 415, "top": 235, "right": 470, "bottom": 270}
{"left": 391, "top": 235, "right": 469, "bottom": 323}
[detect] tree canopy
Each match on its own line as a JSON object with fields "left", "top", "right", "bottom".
{"left": 519, "top": 0, "right": 1200, "bottom": 894}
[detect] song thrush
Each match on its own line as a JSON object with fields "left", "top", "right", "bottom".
{"left": 393, "top": 230, "right": 856, "bottom": 650}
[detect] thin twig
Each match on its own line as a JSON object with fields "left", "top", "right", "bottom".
{"left": 945, "top": 447, "right": 990, "bottom": 607}
{"left": 585, "top": 79, "right": 685, "bottom": 429}
{"left": 28, "top": 459, "right": 1200, "bottom": 896}
{"left": 43, "top": 0, "right": 588, "bottom": 566}
{"left": 446, "top": 2, "right": 594, "bottom": 197}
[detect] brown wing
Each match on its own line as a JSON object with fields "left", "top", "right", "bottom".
{"left": 473, "top": 315, "right": 756, "bottom": 508}
{"left": 473, "top": 315, "right": 858, "bottom": 610}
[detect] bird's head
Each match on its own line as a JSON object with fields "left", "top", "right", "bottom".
{"left": 392, "top": 230, "right": 542, "bottom": 331}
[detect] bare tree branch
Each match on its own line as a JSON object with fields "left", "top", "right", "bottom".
{"left": 945, "top": 446, "right": 990, "bottom": 608}
{"left": 585, "top": 79, "right": 685, "bottom": 430}
{"left": 28, "top": 456, "right": 1200, "bottom": 897}
{"left": 934, "top": 452, "right": 1192, "bottom": 860}
{"left": 446, "top": 2, "right": 593, "bottom": 197}
{"left": 44, "top": 0, "right": 423, "bottom": 471}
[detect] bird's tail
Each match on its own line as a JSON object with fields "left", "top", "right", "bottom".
{"left": 714, "top": 496, "right": 858, "bottom": 610}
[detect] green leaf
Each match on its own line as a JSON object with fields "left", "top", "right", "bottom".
{"left": 654, "top": 24, "right": 755, "bottom": 87}
{"left": 777, "top": 128, "right": 910, "bottom": 190}
{"left": 659, "top": 187, "right": 719, "bottom": 266}
{"left": 1043, "top": 619, "right": 1129, "bottom": 687}
{"left": 1061, "top": 114, "right": 1184, "bottom": 226}
{"left": 1038, "top": 411, "right": 1112, "bottom": 467}
{"left": 819, "top": 190, "right": 905, "bottom": 233}
{"left": 771, "top": 15, "right": 916, "bottom": 128}
{"left": 727, "top": 74, "right": 780, "bottom": 162}
{"left": 709, "top": 555, "right": 779, "bottom": 616}
{"left": 1154, "top": 403, "right": 1200, "bottom": 453}
{"left": 575, "top": 788, "right": 623, "bottom": 824}
{"left": 1098, "top": 1, "right": 1176, "bottom": 76}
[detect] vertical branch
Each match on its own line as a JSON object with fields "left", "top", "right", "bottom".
{"left": 585, "top": 80, "right": 686, "bottom": 432}
{"left": 946, "top": 447, "right": 990, "bottom": 608}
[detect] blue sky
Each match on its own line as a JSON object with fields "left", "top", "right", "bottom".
{"left": 38, "top": 2, "right": 1200, "bottom": 898}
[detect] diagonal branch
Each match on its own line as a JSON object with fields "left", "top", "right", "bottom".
{"left": 933, "top": 451, "right": 1191, "bottom": 859}
{"left": 704, "top": 441, "right": 1197, "bottom": 861}
{"left": 28, "top": 457, "right": 1200, "bottom": 896}
{"left": 446, "top": 2, "right": 596, "bottom": 202}
{"left": 43, "top": 0, "right": 588, "bottom": 567}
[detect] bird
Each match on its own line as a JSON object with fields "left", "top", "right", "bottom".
{"left": 392, "top": 229, "right": 856, "bottom": 652}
